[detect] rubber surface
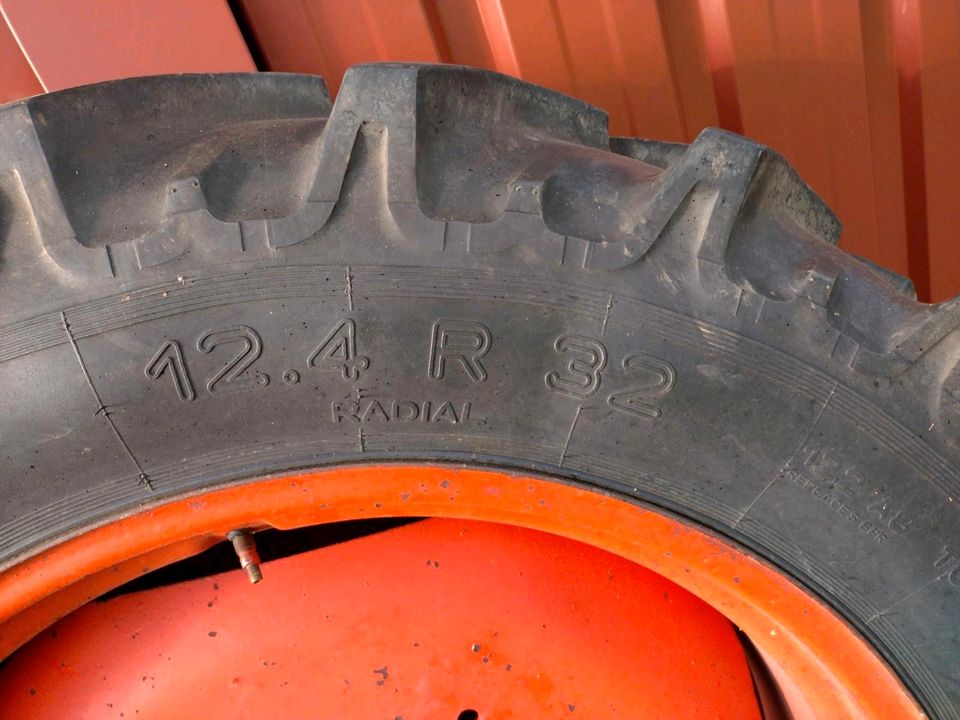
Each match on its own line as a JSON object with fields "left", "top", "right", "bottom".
{"left": 0, "top": 65, "right": 957, "bottom": 716}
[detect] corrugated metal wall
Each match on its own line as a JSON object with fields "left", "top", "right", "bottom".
{"left": 3, "top": 0, "right": 959, "bottom": 301}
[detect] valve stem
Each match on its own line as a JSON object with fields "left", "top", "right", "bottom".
{"left": 227, "top": 529, "right": 263, "bottom": 584}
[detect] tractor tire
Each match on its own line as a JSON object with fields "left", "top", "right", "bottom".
{"left": 0, "top": 65, "right": 957, "bottom": 717}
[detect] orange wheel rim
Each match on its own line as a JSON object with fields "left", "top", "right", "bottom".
{"left": 0, "top": 464, "right": 923, "bottom": 719}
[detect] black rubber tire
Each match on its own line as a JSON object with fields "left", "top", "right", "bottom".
{"left": 1, "top": 65, "right": 958, "bottom": 717}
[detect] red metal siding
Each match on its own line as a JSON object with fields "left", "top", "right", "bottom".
{"left": 0, "top": 0, "right": 254, "bottom": 91}
{"left": 0, "top": 10, "right": 42, "bottom": 104}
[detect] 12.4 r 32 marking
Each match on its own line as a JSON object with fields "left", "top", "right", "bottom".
{"left": 145, "top": 320, "right": 678, "bottom": 424}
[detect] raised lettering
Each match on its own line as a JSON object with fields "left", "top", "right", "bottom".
{"left": 308, "top": 319, "right": 369, "bottom": 381}
{"left": 429, "top": 320, "right": 491, "bottom": 383}
{"left": 431, "top": 400, "right": 459, "bottom": 423}
{"left": 329, "top": 398, "right": 485, "bottom": 425}
{"left": 393, "top": 400, "right": 420, "bottom": 421}
{"left": 361, "top": 400, "right": 390, "bottom": 422}
{"left": 145, "top": 339, "right": 195, "bottom": 402}
{"left": 546, "top": 334, "right": 607, "bottom": 399}
{"left": 607, "top": 352, "right": 676, "bottom": 419}
{"left": 332, "top": 400, "right": 360, "bottom": 423}
{"left": 197, "top": 326, "right": 268, "bottom": 393}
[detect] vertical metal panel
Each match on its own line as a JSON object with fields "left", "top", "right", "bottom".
{"left": 913, "top": 0, "right": 960, "bottom": 301}
{"left": 238, "top": 0, "right": 444, "bottom": 96}
{"left": 0, "top": 12, "right": 42, "bottom": 104}
{"left": 1, "top": 0, "right": 958, "bottom": 301}
{"left": 697, "top": 0, "right": 742, "bottom": 134}
{"left": 431, "top": 0, "right": 500, "bottom": 69}
{"left": 231, "top": 0, "right": 331, "bottom": 77}
{"left": 860, "top": 0, "right": 910, "bottom": 290}
{"left": 657, "top": 0, "right": 720, "bottom": 137}
{"left": 0, "top": 0, "right": 254, "bottom": 92}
